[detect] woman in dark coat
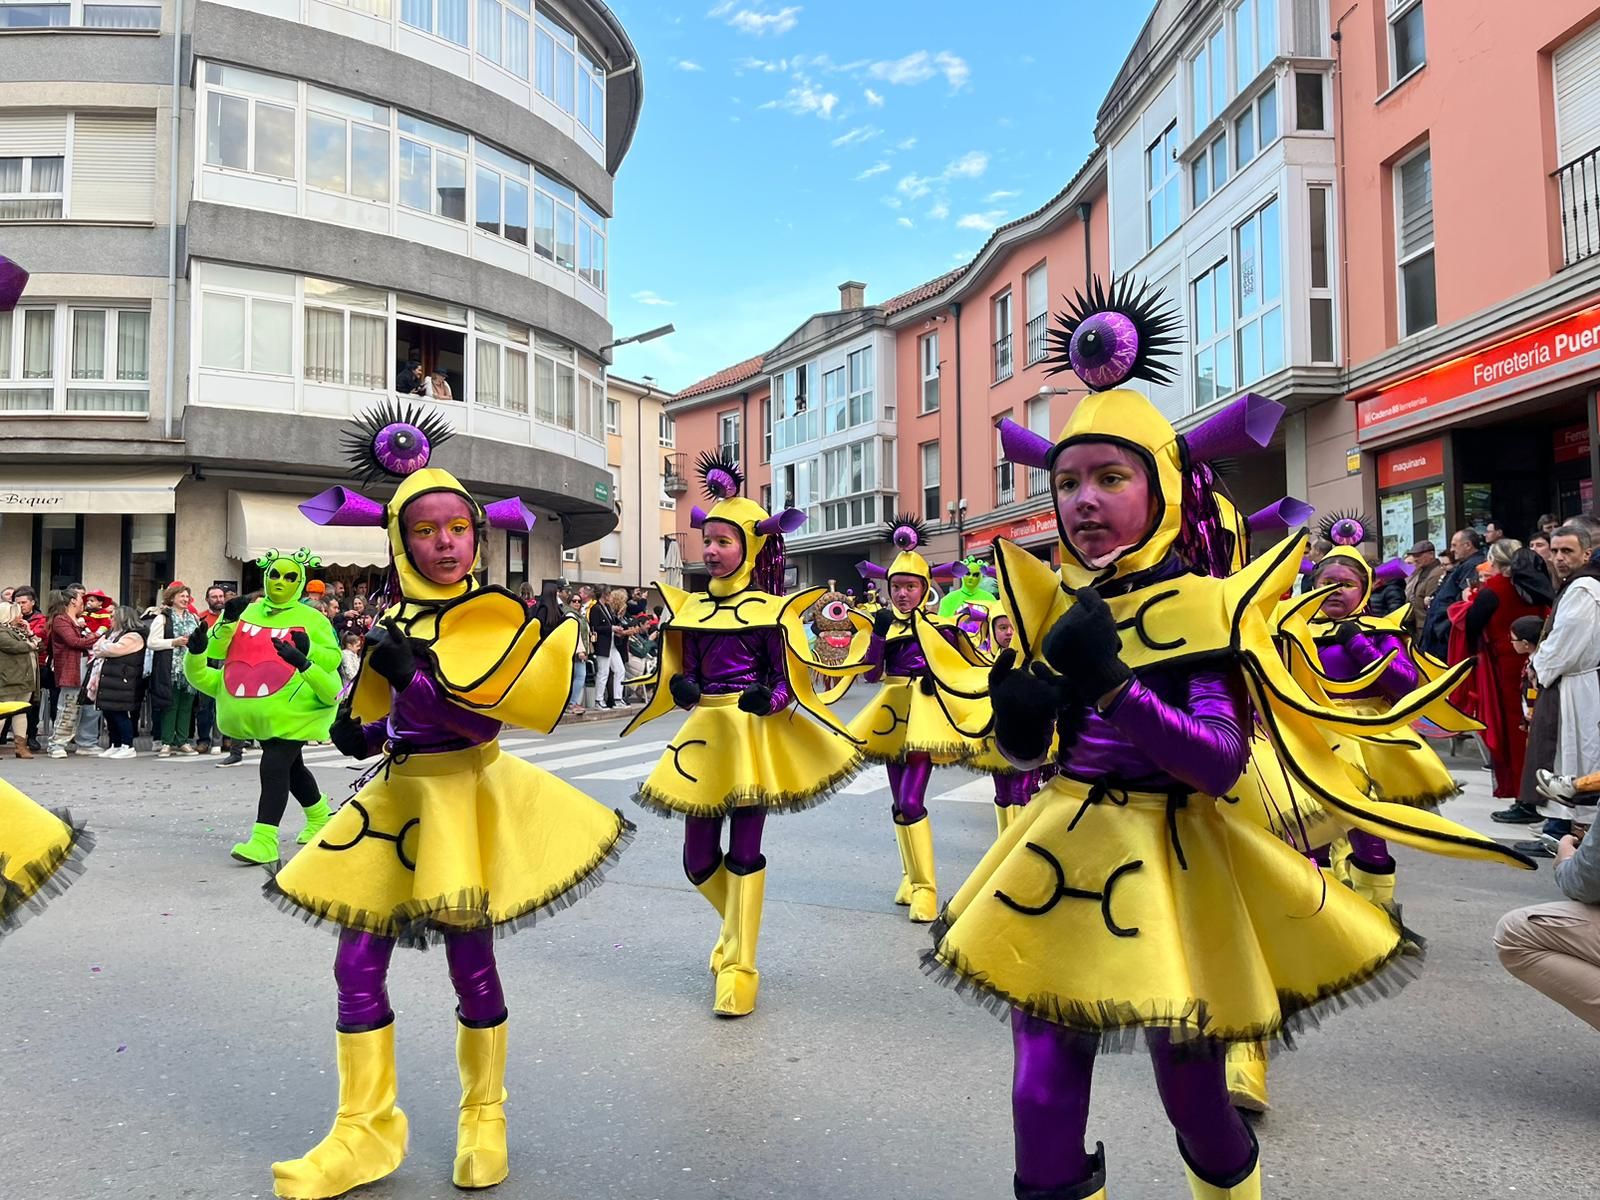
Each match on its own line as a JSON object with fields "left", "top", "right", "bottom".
{"left": 1466, "top": 542, "right": 1554, "bottom": 798}
{"left": 90, "top": 606, "right": 146, "bottom": 760}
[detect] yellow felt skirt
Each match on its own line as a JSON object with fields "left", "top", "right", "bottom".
{"left": 635, "top": 693, "right": 862, "bottom": 818}
{"left": 1227, "top": 737, "right": 1343, "bottom": 852}
{"left": 849, "top": 675, "right": 989, "bottom": 767}
{"left": 924, "top": 773, "right": 1412, "bottom": 1053}
{"left": 1327, "top": 699, "right": 1459, "bottom": 809}
{"left": 267, "top": 741, "right": 633, "bottom": 949}
{"left": 0, "top": 780, "right": 93, "bottom": 938}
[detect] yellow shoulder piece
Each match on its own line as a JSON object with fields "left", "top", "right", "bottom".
{"left": 622, "top": 585, "right": 689, "bottom": 736}
{"left": 428, "top": 591, "right": 576, "bottom": 734}
{"left": 347, "top": 655, "right": 394, "bottom": 725}
{"left": 665, "top": 588, "right": 787, "bottom": 631}
{"left": 994, "top": 538, "right": 1069, "bottom": 664}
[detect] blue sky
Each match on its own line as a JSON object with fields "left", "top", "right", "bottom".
{"left": 605, "top": 1, "right": 1154, "bottom": 391}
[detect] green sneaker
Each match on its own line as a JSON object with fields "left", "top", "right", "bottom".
{"left": 230, "top": 823, "right": 281, "bottom": 866}
{"left": 297, "top": 796, "right": 333, "bottom": 846}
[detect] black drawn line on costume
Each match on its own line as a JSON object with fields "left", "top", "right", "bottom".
{"left": 1166, "top": 794, "right": 1189, "bottom": 870}
{"left": 668, "top": 738, "right": 708, "bottom": 783}
{"left": 992, "top": 841, "right": 1144, "bottom": 938}
{"left": 872, "top": 702, "right": 909, "bottom": 738}
{"left": 697, "top": 594, "right": 766, "bottom": 625}
{"left": 1114, "top": 588, "right": 1186, "bottom": 652}
{"left": 316, "top": 799, "right": 419, "bottom": 871}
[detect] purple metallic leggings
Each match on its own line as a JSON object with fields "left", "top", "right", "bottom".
{"left": 1011, "top": 1010, "right": 1254, "bottom": 1191}
{"left": 994, "top": 770, "right": 1039, "bottom": 809}
{"left": 887, "top": 755, "right": 934, "bottom": 823}
{"left": 1345, "top": 827, "right": 1392, "bottom": 869}
{"left": 683, "top": 808, "right": 768, "bottom": 879}
{"left": 333, "top": 926, "right": 506, "bottom": 1030}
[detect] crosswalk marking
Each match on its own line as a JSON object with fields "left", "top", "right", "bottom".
{"left": 937, "top": 777, "right": 1000, "bottom": 804}
{"left": 841, "top": 765, "right": 888, "bottom": 795}
{"left": 536, "top": 740, "right": 669, "bottom": 771}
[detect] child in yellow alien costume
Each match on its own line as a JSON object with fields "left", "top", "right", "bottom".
{"left": 914, "top": 277, "right": 1531, "bottom": 1200}
{"left": 264, "top": 404, "right": 633, "bottom": 1199}
{"left": 625, "top": 451, "right": 870, "bottom": 1017}
{"left": 1, "top": 708, "right": 93, "bottom": 942}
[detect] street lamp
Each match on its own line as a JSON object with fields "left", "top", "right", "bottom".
{"left": 602, "top": 323, "right": 675, "bottom": 352}
{"left": 1037, "top": 384, "right": 1088, "bottom": 397}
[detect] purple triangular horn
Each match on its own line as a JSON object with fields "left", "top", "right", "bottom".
{"left": 756, "top": 507, "right": 807, "bottom": 536}
{"left": 299, "top": 487, "right": 386, "bottom": 527}
{"left": 857, "top": 559, "right": 888, "bottom": 580}
{"left": 998, "top": 417, "right": 1054, "bottom": 470}
{"left": 930, "top": 561, "right": 965, "bottom": 581}
{"left": 1247, "top": 497, "right": 1315, "bottom": 534}
{"left": 1184, "top": 393, "right": 1285, "bottom": 464}
{"left": 690, "top": 505, "right": 709, "bottom": 531}
{"left": 0, "top": 254, "right": 28, "bottom": 311}
{"left": 1376, "top": 558, "right": 1414, "bottom": 584}
{"left": 483, "top": 496, "right": 537, "bottom": 533}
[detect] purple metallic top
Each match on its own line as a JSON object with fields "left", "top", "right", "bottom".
{"left": 1316, "top": 627, "right": 1420, "bottom": 702}
{"left": 682, "top": 627, "right": 792, "bottom": 714}
{"left": 359, "top": 668, "right": 502, "bottom": 757}
{"left": 864, "top": 622, "right": 959, "bottom": 682}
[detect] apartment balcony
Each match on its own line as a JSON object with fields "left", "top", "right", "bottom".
{"left": 663, "top": 450, "right": 689, "bottom": 497}
{"left": 994, "top": 461, "right": 1015, "bottom": 507}
{"left": 993, "top": 334, "right": 1013, "bottom": 382}
{"left": 1025, "top": 312, "right": 1049, "bottom": 367}
{"left": 1556, "top": 147, "right": 1600, "bottom": 268}
{"left": 1026, "top": 464, "right": 1050, "bottom": 498}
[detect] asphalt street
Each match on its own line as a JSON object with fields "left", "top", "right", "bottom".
{"left": 0, "top": 698, "right": 1592, "bottom": 1200}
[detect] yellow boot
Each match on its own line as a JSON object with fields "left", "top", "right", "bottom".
{"left": 1225, "top": 1044, "right": 1269, "bottom": 1113}
{"left": 994, "top": 804, "right": 1010, "bottom": 840}
{"left": 1345, "top": 857, "right": 1397, "bottom": 908}
{"left": 902, "top": 816, "right": 938, "bottom": 924}
{"left": 272, "top": 1023, "right": 409, "bottom": 1199}
{"left": 713, "top": 861, "right": 766, "bottom": 1018}
{"left": 453, "top": 1016, "right": 509, "bottom": 1189}
{"left": 692, "top": 861, "right": 730, "bottom": 974}
{"left": 1181, "top": 1128, "right": 1261, "bottom": 1199}
{"left": 892, "top": 823, "right": 912, "bottom": 906}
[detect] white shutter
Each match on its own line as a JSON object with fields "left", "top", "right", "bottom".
{"left": 1397, "top": 149, "right": 1433, "bottom": 257}
{"left": 1555, "top": 20, "right": 1600, "bottom": 165}
{"left": 0, "top": 111, "right": 68, "bottom": 156}
{"left": 1109, "top": 127, "right": 1146, "bottom": 276}
{"left": 71, "top": 112, "right": 157, "bottom": 222}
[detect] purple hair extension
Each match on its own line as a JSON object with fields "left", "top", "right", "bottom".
{"left": 1174, "top": 462, "right": 1237, "bottom": 579}
{"left": 754, "top": 535, "right": 787, "bottom": 596}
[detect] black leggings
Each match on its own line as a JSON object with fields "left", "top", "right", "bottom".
{"left": 257, "top": 738, "right": 323, "bottom": 826}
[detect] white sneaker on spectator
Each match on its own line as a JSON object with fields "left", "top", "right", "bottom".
{"left": 77, "top": 746, "right": 103, "bottom": 756}
{"left": 106, "top": 746, "right": 136, "bottom": 759}
{"left": 48, "top": 747, "right": 67, "bottom": 759}
{"left": 177, "top": 743, "right": 200, "bottom": 755}
{"left": 1537, "top": 769, "right": 1578, "bottom": 802}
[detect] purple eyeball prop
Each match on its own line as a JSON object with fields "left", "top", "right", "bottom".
{"left": 704, "top": 468, "right": 739, "bottom": 500}
{"left": 892, "top": 524, "right": 921, "bottom": 552}
{"left": 1069, "top": 310, "right": 1140, "bottom": 390}
{"left": 1329, "top": 517, "right": 1366, "bottom": 546}
{"left": 374, "top": 421, "right": 433, "bottom": 476}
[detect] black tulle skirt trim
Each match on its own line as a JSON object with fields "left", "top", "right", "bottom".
{"left": 261, "top": 811, "right": 635, "bottom": 950}
{"left": 0, "top": 808, "right": 96, "bottom": 939}
{"left": 631, "top": 750, "right": 865, "bottom": 819}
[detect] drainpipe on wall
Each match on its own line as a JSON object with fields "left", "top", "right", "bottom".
{"left": 1078, "top": 202, "right": 1093, "bottom": 291}
{"left": 163, "top": 0, "right": 184, "bottom": 441}
{"left": 949, "top": 300, "right": 963, "bottom": 550}
{"left": 1332, "top": 5, "right": 1359, "bottom": 394}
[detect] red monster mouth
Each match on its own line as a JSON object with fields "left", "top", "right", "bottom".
{"left": 822, "top": 634, "right": 854, "bottom": 648}
{"left": 221, "top": 622, "right": 304, "bottom": 699}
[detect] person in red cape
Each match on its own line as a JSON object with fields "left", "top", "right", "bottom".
{"left": 1465, "top": 540, "right": 1554, "bottom": 798}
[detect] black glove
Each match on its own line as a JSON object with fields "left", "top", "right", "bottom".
{"left": 273, "top": 630, "right": 311, "bottom": 672}
{"left": 1042, "top": 590, "right": 1131, "bottom": 704}
{"left": 668, "top": 673, "right": 701, "bottom": 709}
{"left": 187, "top": 621, "right": 209, "bottom": 658}
{"left": 872, "top": 609, "right": 895, "bottom": 639}
{"left": 738, "top": 683, "right": 774, "bottom": 714}
{"left": 367, "top": 619, "right": 417, "bottom": 690}
{"left": 918, "top": 672, "right": 937, "bottom": 696}
{"left": 1329, "top": 619, "right": 1366, "bottom": 646}
{"left": 222, "top": 596, "right": 251, "bottom": 623}
{"left": 987, "top": 648, "right": 1061, "bottom": 764}
{"left": 329, "top": 709, "right": 367, "bottom": 759}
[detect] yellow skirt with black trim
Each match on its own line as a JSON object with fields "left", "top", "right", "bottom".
{"left": 635, "top": 693, "right": 863, "bottom": 818}
{"left": 849, "top": 675, "right": 989, "bottom": 767}
{"left": 0, "top": 780, "right": 93, "bottom": 938}
{"left": 266, "top": 741, "right": 633, "bottom": 949}
{"left": 923, "top": 773, "right": 1413, "bottom": 1054}
{"left": 1327, "top": 698, "right": 1459, "bottom": 809}
{"left": 1227, "top": 737, "right": 1344, "bottom": 852}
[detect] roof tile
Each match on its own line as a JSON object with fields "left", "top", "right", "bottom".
{"left": 677, "top": 353, "right": 767, "bottom": 399}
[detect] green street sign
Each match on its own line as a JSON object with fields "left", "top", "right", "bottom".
{"left": 595, "top": 480, "right": 611, "bottom": 502}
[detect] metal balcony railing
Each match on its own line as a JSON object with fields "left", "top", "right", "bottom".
{"left": 663, "top": 451, "right": 688, "bottom": 497}
{"left": 1556, "top": 147, "right": 1600, "bottom": 268}
{"left": 995, "top": 462, "right": 1015, "bottom": 507}
{"left": 1026, "top": 464, "right": 1050, "bottom": 498}
{"left": 993, "top": 334, "right": 1013, "bottom": 382}
{"left": 1025, "top": 312, "right": 1049, "bottom": 366}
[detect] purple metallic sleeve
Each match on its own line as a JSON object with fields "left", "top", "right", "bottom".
{"left": 760, "top": 626, "right": 793, "bottom": 712}
{"left": 1099, "top": 669, "right": 1249, "bottom": 797}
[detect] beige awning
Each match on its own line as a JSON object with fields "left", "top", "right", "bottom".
{"left": 0, "top": 467, "right": 185, "bottom": 514}
{"left": 227, "top": 490, "right": 390, "bottom": 567}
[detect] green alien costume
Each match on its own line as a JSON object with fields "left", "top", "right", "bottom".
{"left": 185, "top": 549, "right": 343, "bottom": 864}
{"left": 935, "top": 556, "right": 999, "bottom": 621}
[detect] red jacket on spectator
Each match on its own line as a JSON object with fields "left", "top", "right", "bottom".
{"left": 49, "top": 613, "right": 99, "bottom": 689}
{"left": 26, "top": 611, "right": 48, "bottom": 669}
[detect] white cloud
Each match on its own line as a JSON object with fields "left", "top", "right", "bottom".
{"left": 675, "top": 59, "right": 705, "bottom": 72}
{"left": 956, "top": 209, "right": 1008, "bottom": 232}
{"left": 707, "top": 0, "right": 736, "bottom": 14}
{"left": 865, "top": 88, "right": 885, "bottom": 107}
{"left": 831, "top": 125, "right": 882, "bottom": 147}
{"left": 927, "top": 199, "right": 950, "bottom": 220}
{"left": 867, "top": 50, "right": 970, "bottom": 90}
{"left": 759, "top": 81, "right": 838, "bottom": 118}
{"left": 737, "top": 56, "right": 789, "bottom": 73}
{"left": 881, "top": 196, "right": 903, "bottom": 210}
{"left": 897, "top": 136, "right": 918, "bottom": 151}
{"left": 897, "top": 172, "right": 933, "bottom": 200}
{"left": 946, "top": 150, "right": 989, "bottom": 179}
{"left": 632, "top": 290, "right": 675, "bottom": 307}
{"left": 897, "top": 217, "right": 914, "bottom": 228}
{"left": 855, "top": 161, "right": 890, "bottom": 180}
{"left": 985, "top": 189, "right": 1020, "bottom": 202}
{"left": 725, "top": 5, "right": 801, "bottom": 36}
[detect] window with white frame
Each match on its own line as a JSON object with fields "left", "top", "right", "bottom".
{"left": 1192, "top": 258, "right": 1235, "bottom": 410}
{"left": 474, "top": 314, "right": 530, "bottom": 414}
{"left": 532, "top": 332, "right": 578, "bottom": 429}
{"left": 474, "top": 140, "right": 530, "bottom": 245}
{"left": 0, "top": 303, "right": 150, "bottom": 414}
{"left": 1308, "top": 185, "right": 1335, "bottom": 363}
{"left": 1146, "top": 122, "right": 1180, "bottom": 247}
{"left": 562, "top": 546, "right": 577, "bottom": 563}
{"left": 822, "top": 364, "right": 846, "bottom": 434}
{"left": 304, "top": 87, "right": 391, "bottom": 203}
{"left": 1395, "top": 147, "right": 1436, "bottom": 336}
{"left": 477, "top": 0, "right": 531, "bottom": 79}
{"left": 821, "top": 439, "right": 881, "bottom": 532}
{"left": 598, "top": 532, "right": 621, "bottom": 567}
{"left": 535, "top": 12, "right": 578, "bottom": 113}
{"left": 1025, "top": 395, "right": 1051, "bottom": 496}
{"left": 848, "top": 346, "right": 874, "bottom": 425}
{"left": 199, "top": 268, "right": 295, "bottom": 377}
{"left": 994, "top": 409, "right": 1014, "bottom": 505}
{"left": 1192, "top": 132, "right": 1228, "bottom": 207}
{"left": 1235, "top": 195, "right": 1284, "bottom": 385}
{"left": 580, "top": 372, "right": 606, "bottom": 440}
{"left": 1295, "top": 71, "right": 1326, "bottom": 132}
{"left": 720, "top": 410, "right": 741, "bottom": 466}
{"left": 920, "top": 332, "right": 939, "bottom": 411}
{"left": 323, "top": 0, "right": 391, "bottom": 13}
{"left": 0, "top": 2, "right": 160, "bottom": 29}
{"left": 659, "top": 411, "right": 675, "bottom": 445}
{"left": 401, "top": 0, "right": 467, "bottom": 46}
{"left": 604, "top": 395, "right": 620, "bottom": 433}
{"left": 204, "top": 63, "right": 298, "bottom": 179}
{"left": 1232, "top": 0, "right": 1276, "bottom": 88}
{"left": 1233, "top": 82, "right": 1278, "bottom": 171}
{"left": 398, "top": 113, "right": 468, "bottom": 222}
{"left": 920, "top": 440, "right": 941, "bottom": 522}
{"left": 578, "top": 197, "right": 606, "bottom": 291}
{"left": 761, "top": 397, "right": 772, "bottom": 460}
{"left": 577, "top": 46, "right": 607, "bottom": 145}
{"left": 1191, "top": 25, "right": 1228, "bottom": 131}
{"left": 1025, "top": 264, "right": 1049, "bottom": 365}
{"left": 993, "top": 290, "right": 1013, "bottom": 382}
{"left": 0, "top": 153, "right": 64, "bottom": 220}
{"left": 1388, "top": 0, "right": 1425, "bottom": 86}
{"left": 303, "top": 277, "right": 388, "bottom": 390}
{"left": 533, "top": 170, "right": 578, "bottom": 271}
